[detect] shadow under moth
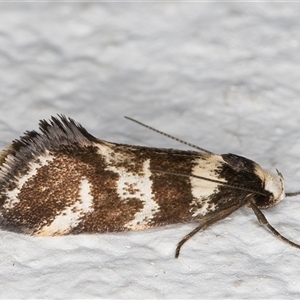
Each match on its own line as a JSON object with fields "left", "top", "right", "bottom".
{"left": 0, "top": 115, "right": 299, "bottom": 258}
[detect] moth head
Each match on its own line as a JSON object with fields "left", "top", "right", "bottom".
{"left": 252, "top": 168, "right": 285, "bottom": 209}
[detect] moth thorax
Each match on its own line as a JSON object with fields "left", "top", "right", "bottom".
{"left": 253, "top": 168, "right": 285, "bottom": 209}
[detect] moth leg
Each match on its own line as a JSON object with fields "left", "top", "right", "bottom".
{"left": 175, "top": 224, "right": 205, "bottom": 259}
{"left": 175, "top": 202, "right": 244, "bottom": 258}
{"left": 248, "top": 200, "right": 300, "bottom": 249}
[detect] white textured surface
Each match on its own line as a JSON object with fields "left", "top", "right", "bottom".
{"left": 1, "top": 3, "right": 300, "bottom": 299}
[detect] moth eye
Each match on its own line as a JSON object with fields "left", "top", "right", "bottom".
{"left": 253, "top": 193, "right": 272, "bottom": 209}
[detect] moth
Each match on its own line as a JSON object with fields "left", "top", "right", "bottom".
{"left": 0, "top": 115, "right": 299, "bottom": 258}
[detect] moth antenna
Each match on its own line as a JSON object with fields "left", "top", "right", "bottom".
{"left": 249, "top": 200, "right": 300, "bottom": 249}
{"left": 151, "top": 169, "right": 268, "bottom": 197}
{"left": 125, "top": 116, "right": 214, "bottom": 154}
{"left": 286, "top": 191, "right": 300, "bottom": 197}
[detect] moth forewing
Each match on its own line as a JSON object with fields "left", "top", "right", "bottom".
{"left": 0, "top": 115, "right": 299, "bottom": 258}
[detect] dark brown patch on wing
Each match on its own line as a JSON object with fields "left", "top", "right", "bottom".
{"left": 71, "top": 146, "right": 145, "bottom": 233}
{"left": 126, "top": 148, "right": 196, "bottom": 226}
{"left": 204, "top": 186, "right": 249, "bottom": 219}
{"left": 151, "top": 171, "right": 194, "bottom": 225}
{"left": 221, "top": 153, "right": 263, "bottom": 189}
